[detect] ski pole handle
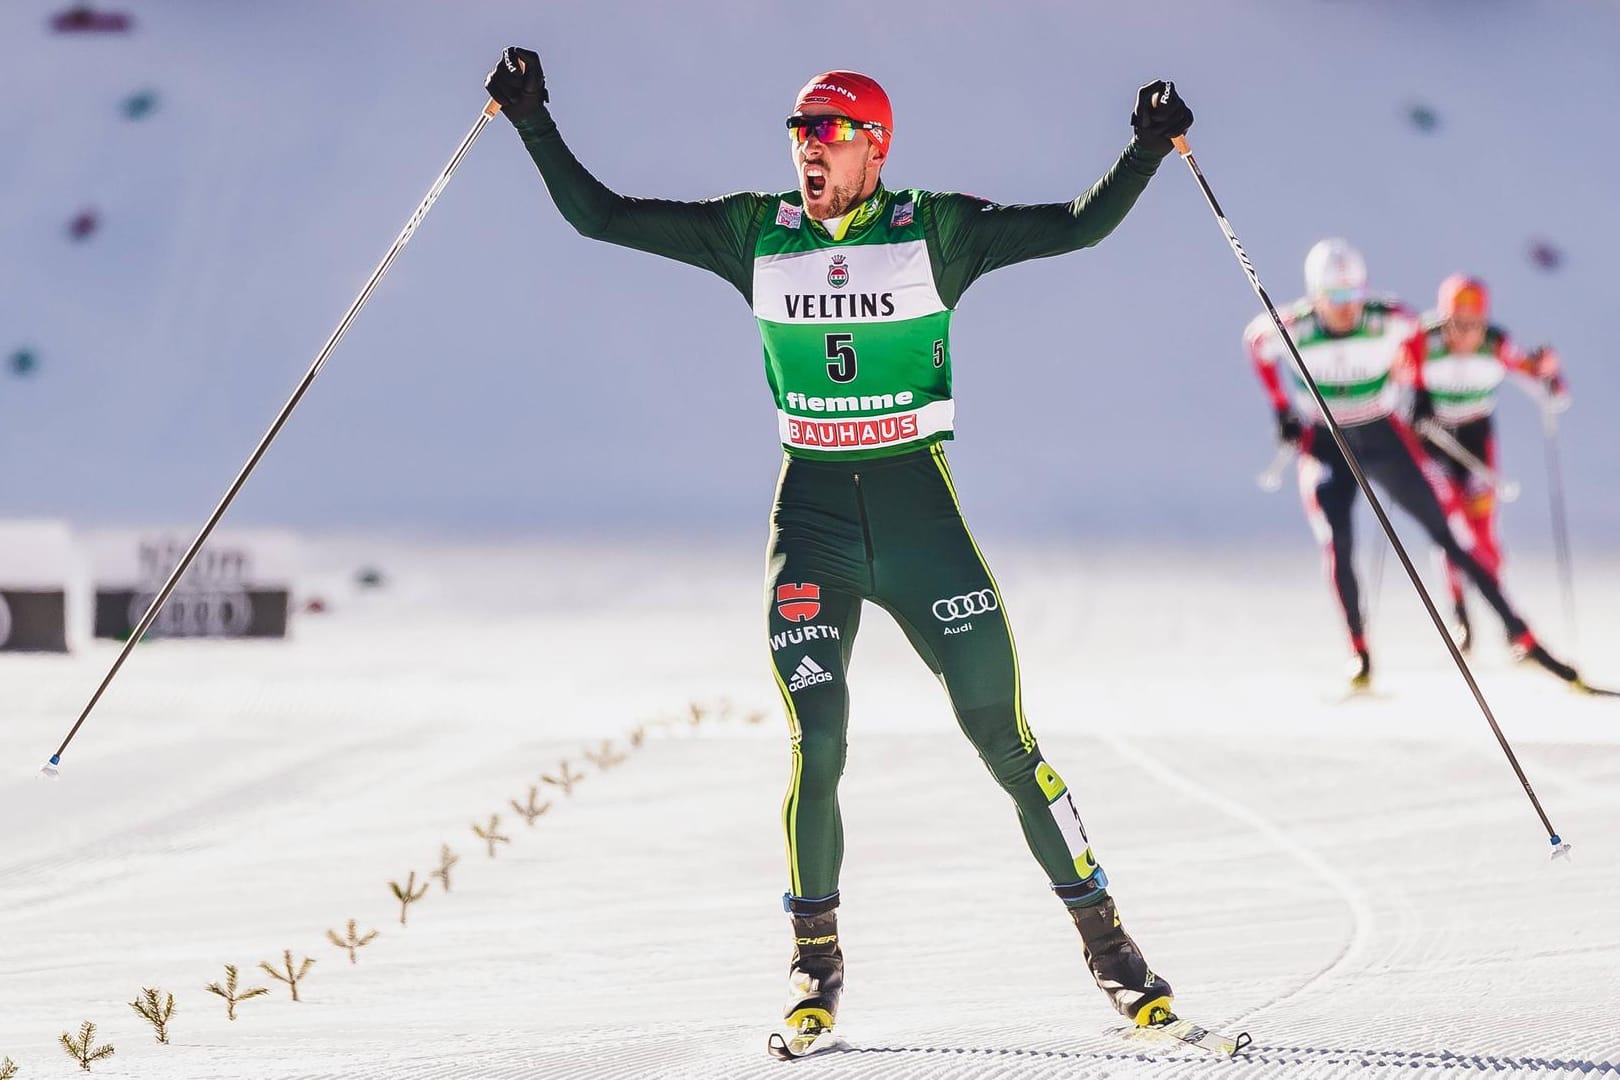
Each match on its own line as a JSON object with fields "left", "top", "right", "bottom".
{"left": 1173, "top": 135, "right": 1191, "bottom": 156}
{"left": 1256, "top": 444, "right": 1294, "bottom": 493}
{"left": 484, "top": 51, "right": 528, "bottom": 117}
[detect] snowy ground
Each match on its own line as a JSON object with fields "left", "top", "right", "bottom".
{"left": 4, "top": 537, "right": 1619, "bottom": 1079}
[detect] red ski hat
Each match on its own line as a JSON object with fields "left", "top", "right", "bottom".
{"left": 791, "top": 70, "right": 892, "bottom": 144}
{"left": 1438, "top": 273, "right": 1489, "bottom": 320}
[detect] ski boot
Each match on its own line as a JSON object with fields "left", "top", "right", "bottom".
{"left": 1451, "top": 598, "right": 1473, "bottom": 654}
{"left": 1511, "top": 632, "right": 1580, "bottom": 684}
{"left": 768, "top": 892, "right": 845, "bottom": 1059}
{"left": 1348, "top": 647, "right": 1373, "bottom": 692}
{"left": 1068, "top": 891, "right": 1174, "bottom": 1026}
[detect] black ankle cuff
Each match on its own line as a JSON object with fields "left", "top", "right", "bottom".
{"left": 784, "top": 890, "right": 840, "bottom": 916}
{"left": 1052, "top": 871, "right": 1108, "bottom": 908}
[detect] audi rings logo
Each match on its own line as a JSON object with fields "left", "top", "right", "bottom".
{"left": 0, "top": 593, "right": 11, "bottom": 648}
{"left": 932, "top": 589, "right": 998, "bottom": 622}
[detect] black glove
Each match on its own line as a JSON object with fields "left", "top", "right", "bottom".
{"left": 485, "top": 46, "right": 548, "bottom": 123}
{"left": 1275, "top": 406, "right": 1303, "bottom": 446}
{"left": 1130, "top": 79, "right": 1193, "bottom": 155}
{"left": 1410, "top": 388, "right": 1436, "bottom": 430}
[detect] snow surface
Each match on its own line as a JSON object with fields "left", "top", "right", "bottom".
{"left": 4, "top": 538, "right": 1620, "bottom": 1078}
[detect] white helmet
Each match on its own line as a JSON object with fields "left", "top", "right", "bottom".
{"left": 1304, "top": 238, "right": 1367, "bottom": 303}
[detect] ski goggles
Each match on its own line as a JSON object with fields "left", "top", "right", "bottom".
{"left": 1317, "top": 287, "right": 1365, "bottom": 305}
{"left": 786, "top": 115, "right": 886, "bottom": 145}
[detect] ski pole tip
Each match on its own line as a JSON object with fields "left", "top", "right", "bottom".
{"left": 1549, "top": 835, "right": 1572, "bottom": 861}
{"left": 39, "top": 760, "right": 62, "bottom": 780}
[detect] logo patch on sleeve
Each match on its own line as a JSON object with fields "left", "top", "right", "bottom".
{"left": 776, "top": 201, "right": 803, "bottom": 229}
{"left": 890, "top": 200, "right": 914, "bottom": 227}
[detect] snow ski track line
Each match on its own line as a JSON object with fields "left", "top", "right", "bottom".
{"left": 1226, "top": 1045, "right": 1620, "bottom": 1073}
{"left": 1101, "top": 733, "right": 1375, "bottom": 1028}
{"left": 839, "top": 1042, "right": 1620, "bottom": 1075}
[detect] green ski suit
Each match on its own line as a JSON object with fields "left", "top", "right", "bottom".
{"left": 512, "top": 104, "right": 1169, "bottom": 908}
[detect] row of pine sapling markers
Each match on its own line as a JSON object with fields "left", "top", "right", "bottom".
{"left": 2, "top": 701, "right": 763, "bottom": 1075}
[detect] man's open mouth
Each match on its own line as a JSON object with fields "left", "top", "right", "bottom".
{"left": 804, "top": 164, "right": 827, "bottom": 198}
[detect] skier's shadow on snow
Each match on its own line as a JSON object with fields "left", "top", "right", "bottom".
{"left": 844, "top": 1043, "right": 1617, "bottom": 1073}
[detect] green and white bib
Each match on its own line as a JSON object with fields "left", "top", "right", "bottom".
{"left": 1419, "top": 321, "right": 1508, "bottom": 425}
{"left": 752, "top": 188, "right": 953, "bottom": 459}
{"left": 1247, "top": 298, "right": 1419, "bottom": 426}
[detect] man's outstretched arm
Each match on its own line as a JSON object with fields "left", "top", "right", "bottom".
{"left": 927, "top": 80, "right": 1193, "bottom": 305}
{"left": 488, "top": 47, "right": 767, "bottom": 298}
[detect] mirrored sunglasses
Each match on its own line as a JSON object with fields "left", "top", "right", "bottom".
{"left": 786, "top": 115, "right": 885, "bottom": 144}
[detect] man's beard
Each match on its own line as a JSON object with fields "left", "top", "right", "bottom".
{"left": 809, "top": 159, "right": 869, "bottom": 219}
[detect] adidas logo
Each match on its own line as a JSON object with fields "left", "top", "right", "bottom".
{"left": 788, "top": 655, "right": 834, "bottom": 692}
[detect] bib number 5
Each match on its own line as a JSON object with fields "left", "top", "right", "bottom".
{"left": 825, "top": 333, "right": 857, "bottom": 384}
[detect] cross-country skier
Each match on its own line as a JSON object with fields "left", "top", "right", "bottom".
{"left": 1409, "top": 273, "right": 1570, "bottom": 652}
{"left": 485, "top": 48, "right": 1191, "bottom": 1054}
{"left": 1244, "top": 238, "right": 1583, "bottom": 691}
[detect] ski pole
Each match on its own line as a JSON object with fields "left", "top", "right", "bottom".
{"left": 40, "top": 96, "right": 508, "bottom": 779}
{"left": 1416, "top": 420, "right": 1520, "bottom": 503}
{"left": 1365, "top": 529, "right": 1387, "bottom": 633}
{"left": 1169, "top": 128, "right": 1570, "bottom": 859}
{"left": 1255, "top": 444, "right": 1294, "bottom": 493}
{"left": 1540, "top": 404, "right": 1579, "bottom": 657}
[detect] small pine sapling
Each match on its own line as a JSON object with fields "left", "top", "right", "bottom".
{"left": 128, "top": 987, "right": 176, "bottom": 1044}
{"left": 583, "top": 739, "right": 627, "bottom": 769}
{"left": 260, "top": 950, "right": 315, "bottom": 1002}
{"left": 205, "top": 964, "right": 270, "bottom": 1020}
{"left": 472, "top": 814, "right": 510, "bottom": 857}
{"left": 327, "top": 919, "right": 379, "bottom": 964}
{"left": 540, "top": 760, "right": 584, "bottom": 795}
{"left": 390, "top": 871, "right": 428, "bottom": 925}
{"left": 687, "top": 701, "right": 708, "bottom": 727}
{"left": 510, "top": 785, "right": 551, "bottom": 826}
{"left": 430, "top": 845, "right": 460, "bottom": 893}
{"left": 59, "top": 1022, "right": 115, "bottom": 1072}
{"left": 0, "top": 1055, "right": 18, "bottom": 1079}
{"left": 628, "top": 724, "right": 647, "bottom": 748}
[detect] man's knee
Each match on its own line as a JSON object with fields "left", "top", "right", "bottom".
{"left": 790, "top": 704, "right": 850, "bottom": 801}
{"left": 956, "top": 703, "right": 1037, "bottom": 785}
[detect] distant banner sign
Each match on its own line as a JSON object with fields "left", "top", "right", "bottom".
{"left": 0, "top": 519, "right": 76, "bottom": 652}
{"left": 92, "top": 587, "right": 289, "bottom": 640}
{"left": 0, "top": 589, "right": 69, "bottom": 652}
{"left": 88, "top": 530, "right": 297, "bottom": 641}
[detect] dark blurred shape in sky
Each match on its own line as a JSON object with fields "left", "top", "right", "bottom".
{"left": 1528, "top": 239, "right": 1564, "bottom": 272}
{"left": 8, "top": 349, "right": 40, "bottom": 377}
{"left": 50, "top": 5, "right": 132, "bottom": 33}
{"left": 121, "top": 88, "right": 158, "bottom": 120}
{"left": 66, "top": 208, "right": 100, "bottom": 242}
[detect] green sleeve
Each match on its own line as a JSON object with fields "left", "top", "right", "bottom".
{"left": 922, "top": 137, "right": 1169, "bottom": 308}
{"left": 512, "top": 108, "right": 769, "bottom": 302}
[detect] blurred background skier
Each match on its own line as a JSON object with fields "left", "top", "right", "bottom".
{"left": 1407, "top": 273, "right": 1569, "bottom": 652}
{"left": 1244, "top": 239, "right": 1582, "bottom": 690}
